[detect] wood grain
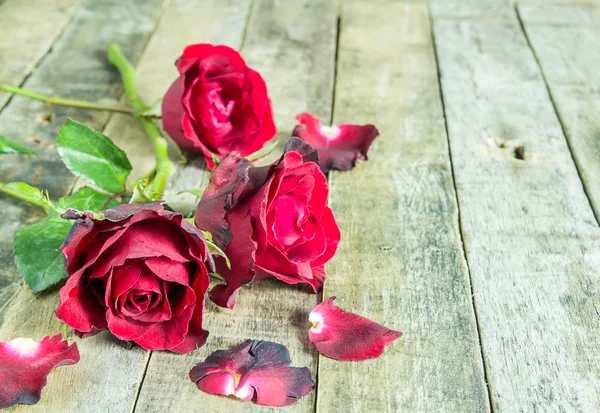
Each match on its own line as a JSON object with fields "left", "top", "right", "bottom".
{"left": 519, "top": 4, "right": 600, "bottom": 224}
{"left": 429, "top": 0, "right": 514, "bottom": 19}
{"left": 0, "top": 0, "right": 81, "bottom": 111}
{"left": 432, "top": 14, "right": 600, "bottom": 412}
{"left": 0, "top": 0, "right": 167, "bottom": 411}
{"left": 132, "top": 0, "right": 338, "bottom": 412}
{"left": 519, "top": 2, "right": 600, "bottom": 25}
{"left": 315, "top": 2, "right": 489, "bottom": 412}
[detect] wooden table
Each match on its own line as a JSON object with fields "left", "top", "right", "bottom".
{"left": 1, "top": 0, "right": 599, "bottom": 411}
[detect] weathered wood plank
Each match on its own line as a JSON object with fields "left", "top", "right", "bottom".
{"left": 133, "top": 0, "right": 338, "bottom": 411}
{"left": 432, "top": 13, "right": 600, "bottom": 412}
{"left": 519, "top": 2, "right": 600, "bottom": 25}
{"left": 0, "top": 0, "right": 167, "bottom": 411}
{"left": 0, "top": 0, "right": 82, "bottom": 111}
{"left": 519, "top": 5, "right": 600, "bottom": 225}
{"left": 429, "top": 0, "right": 514, "bottom": 19}
{"left": 316, "top": 2, "right": 489, "bottom": 412}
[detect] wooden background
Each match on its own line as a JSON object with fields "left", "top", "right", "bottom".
{"left": 1, "top": 0, "right": 600, "bottom": 411}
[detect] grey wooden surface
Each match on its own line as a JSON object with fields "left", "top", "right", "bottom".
{"left": 1, "top": 0, "right": 600, "bottom": 412}
{"left": 432, "top": 4, "right": 600, "bottom": 412}
{"left": 318, "top": 1, "right": 488, "bottom": 412}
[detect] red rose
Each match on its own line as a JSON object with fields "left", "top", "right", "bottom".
{"left": 162, "top": 44, "right": 276, "bottom": 168}
{"left": 56, "top": 203, "right": 214, "bottom": 353}
{"left": 195, "top": 138, "right": 340, "bottom": 308}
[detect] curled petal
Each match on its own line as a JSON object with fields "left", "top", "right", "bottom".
{"left": 0, "top": 335, "right": 80, "bottom": 408}
{"left": 195, "top": 155, "right": 271, "bottom": 249}
{"left": 190, "top": 340, "right": 313, "bottom": 407}
{"left": 292, "top": 113, "right": 379, "bottom": 173}
{"left": 308, "top": 297, "right": 402, "bottom": 361}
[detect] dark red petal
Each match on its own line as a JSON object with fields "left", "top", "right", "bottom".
{"left": 292, "top": 113, "right": 379, "bottom": 173}
{"left": 0, "top": 335, "right": 79, "bottom": 408}
{"left": 284, "top": 136, "right": 320, "bottom": 165}
{"left": 308, "top": 297, "right": 402, "bottom": 361}
{"left": 208, "top": 205, "right": 257, "bottom": 309}
{"left": 167, "top": 258, "right": 210, "bottom": 354}
{"left": 195, "top": 155, "right": 271, "bottom": 249}
{"left": 162, "top": 77, "right": 189, "bottom": 149}
{"left": 55, "top": 266, "right": 109, "bottom": 334}
{"left": 190, "top": 340, "right": 313, "bottom": 407}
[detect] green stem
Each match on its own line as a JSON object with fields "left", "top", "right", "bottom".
{"left": 107, "top": 44, "right": 174, "bottom": 198}
{"left": 0, "top": 181, "right": 51, "bottom": 213}
{"left": 0, "top": 83, "right": 140, "bottom": 115}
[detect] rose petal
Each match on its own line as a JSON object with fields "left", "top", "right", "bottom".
{"left": 308, "top": 297, "right": 402, "bottom": 361}
{"left": 283, "top": 136, "right": 320, "bottom": 165}
{"left": 0, "top": 335, "right": 79, "bottom": 408}
{"left": 176, "top": 43, "right": 212, "bottom": 73}
{"left": 168, "top": 265, "right": 210, "bottom": 353}
{"left": 292, "top": 113, "right": 379, "bottom": 173}
{"left": 195, "top": 155, "right": 271, "bottom": 249}
{"left": 208, "top": 204, "right": 257, "bottom": 309}
{"left": 190, "top": 340, "right": 313, "bottom": 407}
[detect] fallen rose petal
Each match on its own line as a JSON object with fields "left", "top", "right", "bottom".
{"left": 308, "top": 297, "right": 402, "bottom": 361}
{"left": 190, "top": 340, "right": 314, "bottom": 407}
{"left": 0, "top": 335, "right": 80, "bottom": 408}
{"left": 292, "top": 113, "right": 379, "bottom": 173}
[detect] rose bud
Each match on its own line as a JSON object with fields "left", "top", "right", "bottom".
{"left": 56, "top": 202, "right": 214, "bottom": 353}
{"left": 190, "top": 339, "right": 314, "bottom": 407}
{"left": 292, "top": 112, "right": 379, "bottom": 173}
{"left": 308, "top": 297, "right": 402, "bottom": 361}
{"left": 195, "top": 138, "right": 340, "bottom": 308}
{"left": 0, "top": 335, "right": 79, "bottom": 408}
{"left": 162, "top": 44, "right": 276, "bottom": 168}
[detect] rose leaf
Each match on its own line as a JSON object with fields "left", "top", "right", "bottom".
{"left": 0, "top": 135, "right": 36, "bottom": 155}
{"left": 56, "top": 119, "right": 132, "bottom": 194}
{"left": 14, "top": 215, "right": 73, "bottom": 292}
{"left": 203, "top": 236, "right": 231, "bottom": 269}
{"left": 244, "top": 138, "right": 279, "bottom": 162}
{"left": 59, "top": 186, "right": 120, "bottom": 211}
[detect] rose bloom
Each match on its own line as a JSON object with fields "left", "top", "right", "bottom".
{"left": 56, "top": 203, "right": 214, "bottom": 353}
{"left": 196, "top": 138, "right": 340, "bottom": 308}
{"left": 162, "top": 44, "right": 276, "bottom": 168}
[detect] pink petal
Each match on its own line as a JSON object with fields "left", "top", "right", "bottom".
{"left": 292, "top": 113, "right": 379, "bottom": 173}
{"left": 0, "top": 335, "right": 79, "bottom": 408}
{"left": 308, "top": 297, "right": 402, "bottom": 361}
{"left": 189, "top": 340, "right": 313, "bottom": 407}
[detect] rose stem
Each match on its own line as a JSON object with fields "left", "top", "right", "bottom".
{"left": 0, "top": 181, "right": 51, "bottom": 213}
{"left": 106, "top": 43, "right": 174, "bottom": 198}
{"left": 0, "top": 83, "right": 141, "bottom": 115}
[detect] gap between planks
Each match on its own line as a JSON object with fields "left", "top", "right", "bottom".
{"left": 127, "top": 0, "right": 256, "bottom": 408}
{"left": 426, "top": 0, "right": 496, "bottom": 410}
{"left": 514, "top": 5, "right": 600, "bottom": 227}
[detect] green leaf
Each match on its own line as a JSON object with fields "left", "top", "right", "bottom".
{"left": 0, "top": 135, "right": 36, "bottom": 155}
{"left": 211, "top": 153, "right": 220, "bottom": 168}
{"left": 209, "top": 272, "right": 225, "bottom": 281}
{"left": 59, "top": 186, "right": 120, "bottom": 211}
{"left": 245, "top": 138, "right": 279, "bottom": 162}
{"left": 56, "top": 119, "right": 132, "bottom": 193}
{"left": 200, "top": 230, "right": 213, "bottom": 243}
{"left": 129, "top": 179, "right": 161, "bottom": 204}
{"left": 14, "top": 215, "right": 73, "bottom": 292}
{"left": 177, "top": 188, "right": 204, "bottom": 198}
{"left": 199, "top": 230, "right": 230, "bottom": 268}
